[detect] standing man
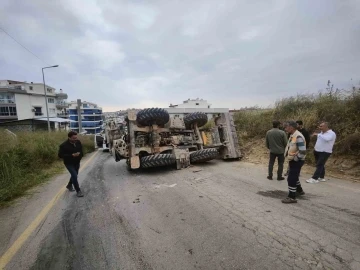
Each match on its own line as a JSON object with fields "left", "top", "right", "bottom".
{"left": 58, "top": 131, "right": 84, "bottom": 197}
{"left": 282, "top": 121, "right": 306, "bottom": 204}
{"left": 306, "top": 122, "right": 336, "bottom": 184}
{"left": 266, "top": 120, "right": 288, "bottom": 180}
{"left": 296, "top": 120, "right": 310, "bottom": 147}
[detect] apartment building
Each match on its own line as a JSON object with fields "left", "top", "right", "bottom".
{"left": 169, "top": 98, "right": 211, "bottom": 109}
{"left": 67, "top": 100, "right": 103, "bottom": 134}
{"left": 167, "top": 98, "right": 228, "bottom": 119}
{"left": 0, "top": 80, "right": 68, "bottom": 123}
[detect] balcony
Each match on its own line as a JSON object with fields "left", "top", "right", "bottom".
{"left": 0, "top": 99, "right": 16, "bottom": 104}
{"left": 57, "top": 113, "right": 68, "bottom": 118}
{"left": 82, "top": 109, "right": 102, "bottom": 115}
{"left": 68, "top": 115, "right": 102, "bottom": 121}
{"left": 56, "top": 101, "right": 68, "bottom": 109}
{"left": 55, "top": 92, "right": 68, "bottom": 99}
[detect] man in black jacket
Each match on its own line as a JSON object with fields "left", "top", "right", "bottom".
{"left": 296, "top": 120, "right": 310, "bottom": 147}
{"left": 58, "top": 131, "right": 84, "bottom": 197}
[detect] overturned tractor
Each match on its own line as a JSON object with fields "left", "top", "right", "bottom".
{"left": 108, "top": 108, "right": 241, "bottom": 170}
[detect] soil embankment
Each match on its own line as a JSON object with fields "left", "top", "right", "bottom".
{"left": 240, "top": 138, "right": 360, "bottom": 181}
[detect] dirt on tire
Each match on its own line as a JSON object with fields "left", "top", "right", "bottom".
{"left": 141, "top": 154, "right": 176, "bottom": 168}
{"left": 190, "top": 148, "right": 219, "bottom": 163}
{"left": 136, "top": 108, "right": 170, "bottom": 126}
{"left": 184, "top": 112, "right": 208, "bottom": 128}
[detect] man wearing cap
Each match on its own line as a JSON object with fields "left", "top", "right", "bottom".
{"left": 282, "top": 121, "right": 306, "bottom": 203}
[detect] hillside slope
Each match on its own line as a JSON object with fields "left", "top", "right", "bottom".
{"left": 234, "top": 86, "right": 360, "bottom": 180}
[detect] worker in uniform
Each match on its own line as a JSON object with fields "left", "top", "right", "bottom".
{"left": 282, "top": 121, "right": 306, "bottom": 203}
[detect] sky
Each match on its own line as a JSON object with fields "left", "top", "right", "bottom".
{"left": 1, "top": 0, "right": 359, "bottom": 112}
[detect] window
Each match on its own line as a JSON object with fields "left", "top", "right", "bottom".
{"left": 47, "top": 88, "right": 52, "bottom": 93}
{"left": 56, "top": 100, "right": 67, "bottom": 106}
{"left": 49, "top": 108, "right": 56, "bottom": 115}
{"left": 34, "top": 107, "right": 42, "bottom": 116}
{"left": 0, "top": 106, "right": 16, "bottom": 116}
{"left": 196, "top": 103, "right": 199, "bottom": 105}
{"left": 0, "top": 93, "right": 15, "bottom": 104}
{"left": 48, "top": 98, "right": 55, "bottom": 103}
{"left": 83, "top": 103, "right": 89, "bottom": 108}
{"left": 29, "top": 86, "right": 33, "bottom": 90}
{"left": 0, "top": 107, "right": 9, "bottom": 116}
{"left": 9, "top": 107, "right": 17, "bottom": 116}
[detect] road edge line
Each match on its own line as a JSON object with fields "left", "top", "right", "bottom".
{"left": 0, "top": 151, "right": 98, "bottom": 269}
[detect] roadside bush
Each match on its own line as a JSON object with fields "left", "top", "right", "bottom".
{"left": 0, "top": 131, "right": 95, "bottom": 204}
{"left": 234, "top": 87, "right": 360, "bottom": 157}
{"left": 234, "top": 109, "right": 274, "bottom": 140}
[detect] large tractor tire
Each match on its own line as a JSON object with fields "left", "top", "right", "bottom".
{"left": 184, "top": 112, "right": 208, "bottom": 128}
{"left": 140, "top": 154, "right": 176, "bottom": 168}
{"left": 190, "top": 148, "right": 219, "bottom": 163}
{"left": 136, "top": 108, "right": 170, "bottom": 126}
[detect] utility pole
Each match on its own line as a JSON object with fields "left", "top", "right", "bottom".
{"left": 42, "top": 65, "right": 59, "bottom": 132}
{"left": 77, "top": 99, "right": 82, "bottom": 133}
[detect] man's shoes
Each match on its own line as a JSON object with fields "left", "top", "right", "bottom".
{"left": 281, "top": 197, "right": 297, "bottom": 203}
{"left": 277, "top": 177, "right": 285, "bottom": 181}
{"left": 267, "top": 176, "right": 273, "bottom": 180}
{"left": 66, "top": 186, "right": 75, "bottom": 192}
{"left": 76, "top": 191, "right": 84, "bottom": 197}
{"left": 297, "top": 190, "right": 305, "bottom": 195}
{"left": 319, "top": 178, "right": 326, "bottom": 182}
{"left": 306, "top": 178, "right": 319, "bottom": 184}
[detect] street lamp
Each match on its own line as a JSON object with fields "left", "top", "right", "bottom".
{"left": 42, "top": 65, "right": 59, "bottom": 132}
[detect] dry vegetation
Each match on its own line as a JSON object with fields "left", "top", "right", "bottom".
{"left": 0, "top": 131, "right": 95, "bottom": 205}
{"left": 234, "top": 86, "right": 360, "bottom": 178}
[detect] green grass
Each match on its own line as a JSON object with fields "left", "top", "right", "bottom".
{"left": 234, "top": 87, "right": 360, "bottom": 157}
{"left": 0, "top": 131, "right": 95, "bottom": 205}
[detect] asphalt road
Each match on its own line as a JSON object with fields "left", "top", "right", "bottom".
{"left": 1, "top": 151, "right": 360, "bottom": 270}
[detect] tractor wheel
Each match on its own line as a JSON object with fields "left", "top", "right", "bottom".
{"left": 190, "top": 148, "right": 219, "bottom": 163}
{"left": 140, "top": 154, "right": 176, "bottom": 168}
{"left": 136, "top": 108, "right": 170, "bottom": 126}
{"left": 184, "top": 112, "right": 208, "bottom": 128}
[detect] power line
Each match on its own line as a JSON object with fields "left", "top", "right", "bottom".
{"left": 0, "top": 25, "right": 49, "bottom": 66}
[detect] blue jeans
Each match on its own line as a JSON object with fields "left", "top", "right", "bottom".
{"left": 65, "top": 163, "right": 80, "bottom": 192}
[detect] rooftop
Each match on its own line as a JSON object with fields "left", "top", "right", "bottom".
{"left": 0, "top": 79, "right": 62, "bottom": 92}
{"left": 169, "top": 98, "right": 211, "bottom": 108}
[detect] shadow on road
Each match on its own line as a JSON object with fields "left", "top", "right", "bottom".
{"left": 127, "top": 160, "right": 220, "bottom": 176}
{"left": 256, "top": 190, "right": 318, "bottom": 200}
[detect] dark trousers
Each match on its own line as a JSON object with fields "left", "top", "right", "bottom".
{"left": 268, "top": 153, "right": 285, "bottom": 178}
{"left": 65, "top": 163, "right": 81, "bottom": 192}
{"left": 312, "top": 151, "right": 331, "bottom": 180}
{"left": 287, "top": 160, "right": 304, "bottom": 199}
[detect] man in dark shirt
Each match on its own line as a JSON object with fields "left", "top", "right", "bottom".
{"left": 296, "top": 120, "right": 310, "bottom": 147}
{"left": 58, "top": 131, "right": 84, "bottom": 197}
{"left": 266, "top": 120, "right": 288, "bottom": 180}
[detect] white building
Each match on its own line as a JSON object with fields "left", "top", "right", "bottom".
{"left": 166, "top": 98, "right": 228, "bottom": 119}
{"left": 0, "top": 80, "right": 68, "bottom": 123}
{"left": 106, "top": 99, "right": 229, "bottom": 122}
{"left": 169, "top": 98, "right": 211, "bottom": 109}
